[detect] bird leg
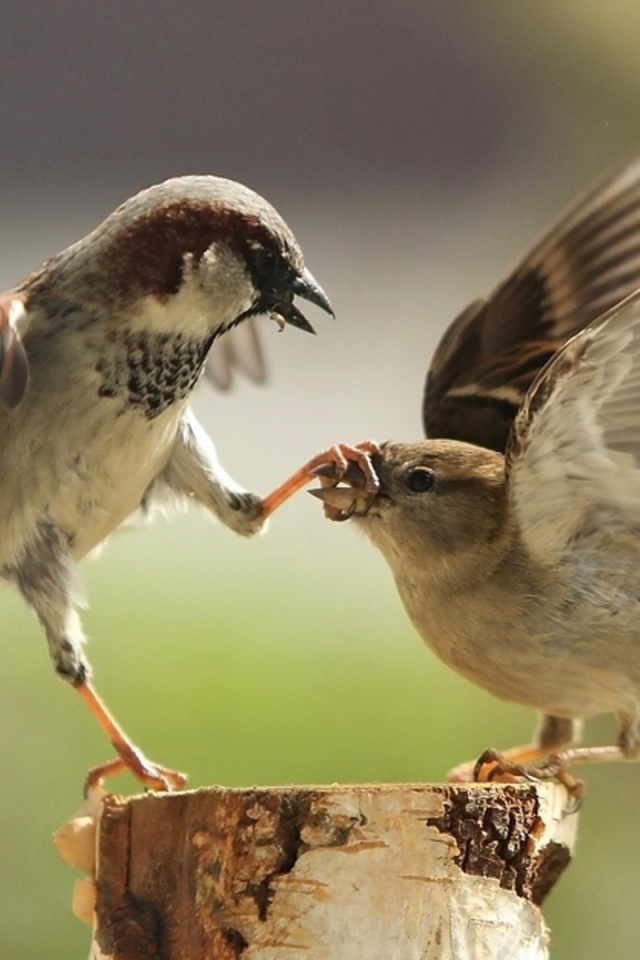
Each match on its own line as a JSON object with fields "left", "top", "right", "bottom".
{"left": 77, "top": 680, "right": 187, "bottom": 793}
{"left": 9, "top": 520, "right": 186, "bottom": 793}
{"left": 449, "top": 715, "right": 585, "bottom": 797}
{"left": 160, "top": 419, "right": 379, "bottom": 529}
{"left": 259, "top": 440, "right": 381, "bottom": 517}
{"left": 502, "top": 744, "right": 632, "bottom": 781}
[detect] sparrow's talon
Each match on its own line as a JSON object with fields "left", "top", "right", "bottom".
{"left": 519, "top": 754, "right": 585, "bottom": 803}
{"left": 473, "top": 748, "right": 519, "bottom": 784}
{"left": 311, "top": 462, "right": 342, "bottom": 480}
{"left": 260, "top": 440, "right": 381, "bottom": 518}
{"left": 84, "top": 754, "right": 187, "bottom": 796}
{"left": 471, "top": 747, "right": 584, "bottom": 802}
{"left": 304, "top": 441, "right": 383, "bottom": 521}
{"left": 77, "top": 681, "right": 187, "bottom": 797}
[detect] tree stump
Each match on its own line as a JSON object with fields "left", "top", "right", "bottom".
{"left": 56, "top": 781, "right": 578, "bottom": 960}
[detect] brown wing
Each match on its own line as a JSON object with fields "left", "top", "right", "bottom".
{"left": 424, "top": 153, "right": 640, "bottom": 452}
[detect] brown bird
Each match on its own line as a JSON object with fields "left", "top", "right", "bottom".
{"left": 270, "top": 154, "right": 640, "bottom": 789}
{"left": 0, "top": 175, "right": 333, "bottom": 790}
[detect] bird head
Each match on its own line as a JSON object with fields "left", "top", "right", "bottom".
{"left": 311, "top": 439, "right": 508, "bottom": 577}
{"left": 24, "top": 175, "right": 334, "bottom": 341}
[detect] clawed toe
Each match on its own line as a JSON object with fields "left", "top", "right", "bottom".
{"left": 260, "top": 441, "right": 381, "bottom": 519}
{"left": 471, "top": 747, "right": 584, "bottom": 805}
{"left": 84, "top": 754, "right": 187, "bottom": 796}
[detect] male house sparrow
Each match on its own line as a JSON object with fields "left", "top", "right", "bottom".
{"left": 271, "top": 154, "right": 640, "bottom": 787}
{"left": 0, "top": 175, "right": 333, "bottom": 789}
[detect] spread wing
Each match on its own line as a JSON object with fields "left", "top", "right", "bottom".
{"left": 205, "top": 317, "right": 266, "bottom": 390}
{"left": 424, "top": 153, "right": 640, "bottom": 452}
{"left": 506, "top": 291, "right": 640, "bottom": 561}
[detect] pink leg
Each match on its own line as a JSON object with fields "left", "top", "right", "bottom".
{"left": 77, "top": 680, "right": 187, "bottom": 793}
{"left": 260, "top": 441, "right": 381, "bottom": 517}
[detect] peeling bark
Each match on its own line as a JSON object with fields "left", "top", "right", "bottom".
{"left": 423, "top": 784, "right": 572, "bottom": 904}
{"left": 56, "top": 782, "right": 578, "bottom": 960}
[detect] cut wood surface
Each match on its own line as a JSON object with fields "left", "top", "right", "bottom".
{"left": 56, "top": 781, "right": 578, "bottom": 960}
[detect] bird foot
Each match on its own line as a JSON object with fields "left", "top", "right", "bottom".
{"left": 85, "top": 751, "right": 187, "bottom": 796}
{"left": 260, "top": 440, "right": 381, "bottom": 517}
{"left": 76, "top": 680, "right": 187, "bottom": 795}
{"left": 471, "top": 747, "right": 585, "bottom": 804}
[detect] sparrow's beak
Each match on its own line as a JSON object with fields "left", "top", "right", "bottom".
{"left": 309, "top": 458, "right": 377, "bottom": 522}
{"left": 308, "top": 485, "right": 365, "bottom": 521}
{"left": 270, "top": 268, "right": 334, "bottom": 334}
{"left": 292, "top": 268, "right": 334, "bottom": 317}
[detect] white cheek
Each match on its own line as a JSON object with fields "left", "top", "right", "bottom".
{"left": 197, "top": 246, "right": 256, "bottom": 323}
{"left": 126, "top": 248, "right": 257, "bottom": 338}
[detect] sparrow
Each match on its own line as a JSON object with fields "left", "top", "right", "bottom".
{"left": 269, "top": 154, "right": 640, "bottom": 789}
{"left": 0, "top": 175, "right": 333, "bottom": 790}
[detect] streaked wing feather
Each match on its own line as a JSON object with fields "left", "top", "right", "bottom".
{"left": 425, "top": 153, "right": 640, "bottom": 451}
{"left": 205, "top": 317, "right": 266, "bottom": 390}
{"left": 506, "top": 291, "right": 640, "bottom": 560}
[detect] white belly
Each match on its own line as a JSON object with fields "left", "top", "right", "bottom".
{"left": 55, "top": 405, "right": 184, "bottom": 559}
{"left": 0, "top": 395, "right": 185, "bottom": 567}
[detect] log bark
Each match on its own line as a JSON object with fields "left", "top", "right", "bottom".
{"left": 56, "top": 781, "right": 578, "bottom": 960}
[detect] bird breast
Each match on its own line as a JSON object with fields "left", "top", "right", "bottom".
{"left": 49, "top": 401, "right": 184, "bottom": 559}
{"left": 0, "top": 371, "right": 186, "bottom": 566}
{"left": 386, "top": 536, "right": 640, "bottom": 721}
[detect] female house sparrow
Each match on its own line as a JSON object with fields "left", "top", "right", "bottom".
{"left": 267, "top": 154, "right": 640, "bottom": 786}
{"left": 0, "top": 175, "right": 333, "bottom": 790}
{"left": 311, "top": 288, "right": 640, "bottom": 788}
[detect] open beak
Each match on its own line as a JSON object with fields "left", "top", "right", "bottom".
{"left": 270, "top": 267, "right": 334, "bottom": 334}
{"left": 309, "top": 485, "right": 368, "bottom": 521}
{"left": 291, "top": 268, "right": 334, "bottom": 317}
{"left": 309, "top": 459, "right": 377, "bottom": 522}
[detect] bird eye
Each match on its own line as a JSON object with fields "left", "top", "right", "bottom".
{"left": 405, "top": 467, "right": 435, "bottom": 493}
{"left": 253, "top": 246, "right": 284, "bottom": 281}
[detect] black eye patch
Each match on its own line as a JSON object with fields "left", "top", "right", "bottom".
{"left": 251, "top": 245, "right": 292, "bottom": 288}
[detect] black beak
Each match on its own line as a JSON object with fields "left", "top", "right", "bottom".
{"left": 292, "top": 268, "right": 334, "bottom": 317}
{"left": 308, "top": 458, "right": 381, "bottom": 521}
{"left": 271, "top": 267, "right": 334, "bottom": 334}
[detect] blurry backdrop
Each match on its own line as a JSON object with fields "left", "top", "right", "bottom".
{"left": 1, "top": 3, "right": 640, "bottom": 957}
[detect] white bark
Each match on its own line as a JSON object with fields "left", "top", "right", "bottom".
{"left": 55, "top": 781, "right": 578, "bottom": 960}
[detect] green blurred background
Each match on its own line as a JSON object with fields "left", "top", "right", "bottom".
{"left": 2, "top": 3, "right": 640, "bottom": 957}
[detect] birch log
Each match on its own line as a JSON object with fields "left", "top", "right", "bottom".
{"left": 56, "top": 781, "right": 578, "bottom": 960}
